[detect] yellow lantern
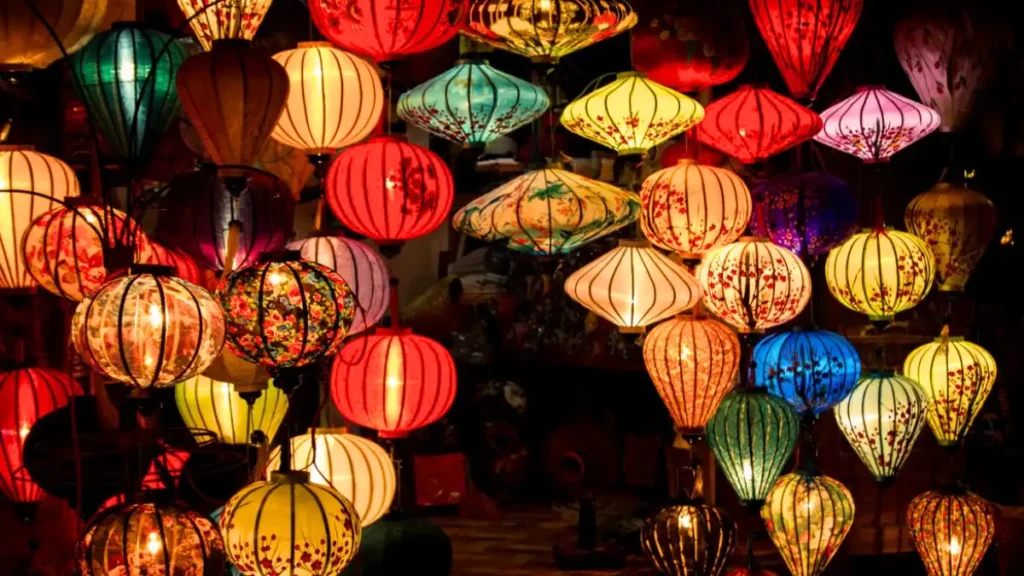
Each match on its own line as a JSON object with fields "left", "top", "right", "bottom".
{"left": 907, "top": 489, "right": 995, "bottom": 576}
{"left": 175, "top": 375, "right": 287, "bottom": 445}
{"left": 561, "top": 72, "right": 704, "bottom": 155}
{"left": 177, "top": 0, "right": 272, "bottom": 51}
{"left": 0, "top": 0, "right": 105, "bottom": 71}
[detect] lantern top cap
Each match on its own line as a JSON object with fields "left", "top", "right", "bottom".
{"left": 866, "top": 369, "right": 897, "bottom": 376}
{"left": 307, "top": 426, "right": 350, "bottom": 435}
{"left": 856, "top": 85, "right": 887, "bottom": 92}
{"left": 737, "top": 83, "right": 770, "bottom": 90}
{"left": 616, "top": 71, "right": 645, "bottom": 80}
{"left": 370, "top": 135, "right": 408, "bottom": 144}
{"left": 618, "top": 239, "right": 651, "bottom": 249}
{"left": 736, "top": 236, "right": 771, "bottom": 243}
{"left": 297, "top": 41, "right": 335, "bottom": 49}
{"left": 935, "top": 335, "right": 966, "bottom": 343}
{"left": 111, "top": 21, "right": 144, "bottom": 30}
{"left": 271, "top": 471, "right": 311, "bottom": 484}
{"left": 0, "top": 144, "right": 34, "bottom": 152}
{"left": 455, "top": 58, "right": 489, "bottom": 66}
{"left": 374, "top": 326, "right": 414, "bottom": 336}
{"left": 860, "top": 226, "right": 897, "bottom": 234}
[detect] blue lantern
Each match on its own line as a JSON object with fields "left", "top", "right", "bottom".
{"left": 750, "top": 172, "right": 858, "bottom": 257}
{"left": 753, "top": 329, "right": 861, "bottom": 418}
{"left": 397, "top": 59, "right": 549, "bottom": 148}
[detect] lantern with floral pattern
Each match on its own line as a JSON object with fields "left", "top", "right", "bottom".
{"left": 814, "top": 86, "right": 941, "bottom": 162}
{"left": 750, "top": 172, "right": 859, "bottom": 257}
{"left": 907, "top": 489, "right": 995, "bottom": 576}
{"left": 753, "top": 330, "right": 861, "bottom": 418}
{"left": 641, "top": 504, "right": 737, "bottom": 576}
{"left": 177, "top": 0, "right": 272, "bottom": 51}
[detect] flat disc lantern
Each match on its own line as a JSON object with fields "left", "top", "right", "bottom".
{"left": 750, "top": 172, "right": 859, "bottom": 257}
{"left": 177, "top": 0, "right": 272, "bottom": 51}
{"left": 907, "top": 489, "right": 995, "bottom": 576}
{"left": 753, "top": 330, "right": 861, "bottom": 419}
{"left": 640, "top": 504, "right": 737, "bottom": 576}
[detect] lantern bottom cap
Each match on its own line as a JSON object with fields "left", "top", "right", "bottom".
{"left": 617, "top": 148, "right": 648, "bottom": 156}
{"left": 271, "top": 471, "right": 312, "bottom": 484}
{"left": 378, "top": 430, "right": 409, "bottom": 439}
{"left": 618, "top": 326, "right": 646, "bottom": 334}
{"left": 937, "top": 282, "right": 965, "bottom": 292}
{"left": 867, "top": 314, "right": 895, "bottom": 322}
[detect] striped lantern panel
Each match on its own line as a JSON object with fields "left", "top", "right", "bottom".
{"left": 177, "top": 0, "right": 273, "bottom": 51}
{"left": 174, "top": 376, "right": 287, "bottom": 445}
{"left": 754, "top": 329, "right": 861, "bottom": 418}
{"left": 907, "top": 490, "right": 995, "bottom": 576}
{"left": 0, "top": 0, "right": 103, "bottom": 70}
{"left": 750, "top": 172, "right": 859, "bottom": 257}
{"left": 814, "top": 86, "right": 940, "bottom": 162}
{"left": 641, "top": 504, "right": 737, "bottom": 576}
{"left": 310, "top": 0, "right": 465, "bottom": 62}
{"left": 146, "top": 242, "right": 201, "bottom": 285}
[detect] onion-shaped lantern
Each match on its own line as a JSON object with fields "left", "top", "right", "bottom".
{"left": 814, "top": 86, "right": 941, "bottom": 163}
{"left": 754, "top": 330, "right": 861, "bottom": 418}
{"left": 696, "top": 237, "right": 812, "bottom": 333}
{"left": 904, "top": 332, "right": 996, "bottom": 447}
{"left": 331, "top": 328, "right": 457, "bottom": 438}
{"left": 907, "top": 490, "right": 995, "bottom": 576}
{"left": 750, "top": 172, "right": 858, "bottom": 257}
{"left": 564, "top": 240, "right": 700, "bottom": 333}
{"left": 640, "top": 504, "right": 737, "bottom": 576}
{"left": 561, "top": 72, "right": 704, "bottom": 156}
{"left": 175, "top": 376, "right": 287, "bottom": 445}
{"left": 453, "top": 166, "right": 639, "bottom": 255}
{"left": 0, "top": 0, "right": 105, "bottom": 70}
{"left": 177, "top": 0, "right": 272, "bottom": 51}
{"left": 834, "top": 372, "right": 929, "bottom": 482}
{"left": 824, "top": 228, "right": 935, "bottom": 322}
{"left": 146, "top": 242, "right": 201, "bottom": 284}
{"left": 397, "top": 59, "right": 549, "bottom": 148}
{"left": 762, "top": 472, "right": 855, "bottom": 576}
{"left": 640, "top": 159, "right": 752, "bottom": 259}
{"left": 905, "top": 182, "right": 996, "bottom": 292}
{"left": 707, "top": 390, "right": 799, "bottom": 506}
{"left": 463, "top": 0, "right": 637, "bottom": 64}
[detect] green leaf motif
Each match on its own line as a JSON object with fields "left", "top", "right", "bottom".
{"left": 528, "top": 182, "right": 570, "bottom": 201}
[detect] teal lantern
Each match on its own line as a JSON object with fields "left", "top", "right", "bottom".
{"left": 397, "top": 59, "right": 549, "bottom": 148}
{"left": 70, "top": 23, "right": 187, "bottom": 165}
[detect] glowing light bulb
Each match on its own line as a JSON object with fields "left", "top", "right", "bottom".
{"left": 384, "top": 344, "right": 405, "bottom": 425}
{"left": 18, "top": 424, "right": 31, "bottom": 439}
{"left": 678, "top": 512, "right": 692, "bottom": 529}
{"left": 679, "top": 344, "right": 692, "bottom": 364}
{"left": 148, "top": 304, "right": 163, "bottom": 328}
{"left": 268, "top": 272, "right": 283, "bottom": 286}
{"left": 949, "top": 537, "right": 961, "bottom": 556}
{"left": 739, "top": 128, "right": 747, "bottom": 137}
{"left": 118, "top": 61, "right": 136, "bottom": 82}
{"left": 538, "top": 0, "right": 553, "bottom": 13}
{"left": 803, "top": 498, "right": 815, "bottom": 513}
{"left": 145, "top": 531, "right": 162, "bottom": 555}
{"left": 742, "top": 459, "right": 753, "bottom": 480}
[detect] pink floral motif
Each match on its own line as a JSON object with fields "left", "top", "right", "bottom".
{"left": 814, "top": 86, "right": 940, "bottom": 162}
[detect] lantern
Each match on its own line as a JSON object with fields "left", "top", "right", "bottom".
{"left": 146, "top": 242, "right": 201, "bottom": 284}
{"left": 287, "top": 236, "right": 390, "bottom": 335}
{"left": 254, "top": 138, "right": 315, "bottom": 199}
{"left": 220, "top": 471, "right": 361, "bottom": 576}
{"left": 834, "top": 372, "right": 929, "bottom": 482}
{"left": 639, "top": 159, "right": 752, "bottom": 259}
{"left": 220, "top": 260, "right": 356, "bottom": 368}
{"left": 903, "top": 333, "right": 996, "bottom": 446}
{"left": 749, "top": 0, "right": 863, "bottom": 100}
{"left": 77, "top": 502, "right": 226, "bottom": 576}
{"left": 696, "top": 237, "right": 812, "bottom": 333}
{"left": 177, "top": 0, "right": 272, "bottom": 51}
{"left": 707, "top": 390, "right": 799, "bottom": 505}
{"left": 267, "top": 431, "right": 396, "bottom": 527}
{"left": 203, "top": 348, "right": 270, "bottom": 386}
{"left": 453, "top": 166, "right": 639, "bottom": 255}
{"left": 640, "top": 505, "right": 737, "bottom": 576}
{"left": 750, "top": 172, "right": 859, "bottom": 257}
{"left": 824, "top": 228, "right": 935, "bottom": 322}
{"left": 753, "top": 330, "right": 861, "bottom": 418}
{"left": 0, "top": 368, "right": 76, "bottom": 503}
{"left": 561, "top": 72, "right": 704, "bottom": 156}
{"left": 905, "top": 182, "right": 996, "bottom": 292}
{"left": 175, "top": 376, "right": 287, "bottom": 445}
{"left": 463, "top": 0, "right": 637, "bottom": 63}
{"left": 74, "top": 272, "right": 226, "bottom": 389}
{"left": 762, "top": 472, "right": 855, "bottom": 576}
{"left": 397, "top": 59, "right": 549, "bottom": 148}
{"left": 0, "top": 0, "right": 104, "bottom": 70}
{"left": 814, "top": 86, "right": 941, "bottom": 163}
{"left": 907, "top": 490, "right": 995, "bottom": 576}
{"left": 695, "top": 85, "right": 822, "bottom": 164}
{"left": 326, "top": 136, "right": 454, "bottom": 245}
{"left": 331, "top": 328, "right": 457, "bottom": 438}
{"left": 0, "top": 147, "right": 80, "bottom": 292}
{"left": 643, "top": 316, "right": 740, "bottom": 437}
{"left": 564, "top": 240, "right": 700, "bottom": 333}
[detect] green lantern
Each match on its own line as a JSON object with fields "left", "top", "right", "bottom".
{"left": 707, "top": 389, "right": 799, "bottom": 507}
{"left": 70, "top": 22, "right": 187, "bottom": 165}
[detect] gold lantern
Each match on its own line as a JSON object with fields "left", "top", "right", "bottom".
{"left": 177, "top": 0, "right": 273, "bottom": 51}
{"left": 640, "top": 504, "right": 737, "bottom": 576}
{"left": 0, "top": 0, "right": 105, "bottom": 71}
{"left": 907, "top": 489, "right": 995, "bottom": 576}
{"left": 175, "top": 375, "right": 287, "bottom": 445}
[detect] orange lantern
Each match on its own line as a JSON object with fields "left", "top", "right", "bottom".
{"left": 907, "top": 489, "right": 995, "bottom": 576}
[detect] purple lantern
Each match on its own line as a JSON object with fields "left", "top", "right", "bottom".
{"left": 750, "top": 173, "right": 858, "bottom": 257}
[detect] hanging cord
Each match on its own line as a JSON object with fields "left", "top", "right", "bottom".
{"left": 64, "top": 324, "right": 84, "bottom": 529}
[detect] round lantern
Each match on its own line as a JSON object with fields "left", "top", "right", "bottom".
{"left": 834, "top": 372, "right": 929, "bottom": 482}
{"left": 288, "top": 236, "right": 390, "bottom": 335}
{"left": 695, "top": 85, "right": 822, "bottom": 164}
{"left": 907, "top": 490, "right": 995, "bottom": 576}
{"left": 0, "top": 368, "right": 76, "bottom": 503}
{"left": 326, "top": 136, "right": 454, "bottom": 245}
{"left": 75, "top": 272, "right": 226, "bottom": 389}
{"left": 220, "top": 471, "right": 361, "bottom": 575}
{"left": 267, "top": 431, "right": 396, "bottom": 527}
{"left": 78, "top": 502, "right": 226, "bottom": 576}
{"left": 824, "top": 228, "right": 935, "bottom": 322}
{"left": 707, "top": 390, "right": 799, "bottom": 506}
{"left": 814, "top": 86, "right": 941, "bottom": 163}
{"left": 453, "top": 166, "right": 639, "bottom": 255}
{"left": 177, "top": 0, "right": 272, "bottom": 51}
{"left": 639, "top": 159, "right": 752, "bottom": 259}
{"left": 0, "top": 0, "right": 104, "bottom": 70}
{"left": 561, "top": 72, "right": 704, "bottom": 156}
{"left": 146, "top": 242, "right": 201, "bottom": 284}
{"left": 331, "top": 328, "right": 457, "bottom": 438}
{"left": 0, "top": 146, "right": 80, "bottom": 292}
{"left": 175, "top": 376, "right": 287, "bottom": 445}
{"left": 754, "top": 330, "right": 861, "bottom": 418}
{"left": 750, "top": 172, "right": 859, "bottom": 257}
{"left": 643, "top": 316, "right": 740, "bottom": 437}
{"left": 696, "top": 237, "right": 812, "bottom": 333}
{"left": 904, "top": 333, "right": 997, "bottom": 447}
{"left": 905, "top": 182, "right": 996, "bottom": 292}
{"left": 397, "top": 59, "right": 549, "bottom": 148}
{"left": 640, "top": 504, "right": 737, "bottom": 576}
{"left": 564, "top": 240, "right": 700, "bottom": 333}
{"left": 749, "top": 0, "right": 863, "bottom": 100}
{"left": 310, "top": 0, "right": 465, "bottom": 62}
{"left": 463, "top": 0, "right": 637, "bottom": 63}
{"left": 762, "top": 472, "right": 855, "bottom": 576}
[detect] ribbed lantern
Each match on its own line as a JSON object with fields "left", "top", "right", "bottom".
{"left": 0, "top": 0, "right": 104, "bottom": 70}
{"left": 750, "top": 173, "right": 859, "bottom": 257}
{"left": 564, "top": 240, "right": 700, "bottom": 333}
{"left": 561, "top": 72, "right": 704, "bottom": 156}
{"left": 397, "top": 59, "right": 549, "bottom": 148}
{"left": 824, "top": 228, "right": 935, "bottom": 322}
{"left": 696, "top": 237, "right": 812, "bottom": 333}
{"left": 907, "top": 490, "right": 995, "bottom": 576}
{"left": 175, "top": 376, "right": 287, "bottom": 445}
{"left": 834, "top": 372, "right": 929, "bottom": 482}
{"left": 814, "top": 86, "right": 941, "bottom": 163}
{"left": 754, "top": 330, "right": 861, "bottom": 418}
{"left": 904, "top": 332, "right": 997, "bottom": 447}
{"left": 145, "top": 242, "right": 201, "bottom": 284}
{"left": 639, "top": 159, "right": 752, "bottom": 259}
{"left": 177, "top": 0, "right": 272, "bottom": 51}
{"left": 640, "top": 505, "right": 737, "bottom": 576}
{"left": 310, "top": 0, "right": 465, "bottom": 62}
{"left": 905, "top": 182, "right": 996, "bottom": 292}
{"left": 749, "top": 0, "right": 863, "bottom": 100}
{"left": 453, "top": 166, "right": 639, "bottom": 255}
{"left": 463, "top": 0, "right": 637, "bottom": 63}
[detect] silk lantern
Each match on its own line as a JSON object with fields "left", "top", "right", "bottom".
{"left": 175, "top": 376, "right": 287, "bottom": 445}
{"left": 177, "top": 0, "right": 272, "bottom": 51}
{"left": 753, "top": 330, "right": 861, "bottom": 418}
{"left": 145, "top": 242, "right": 200, "bottom": 284}
{"left": 905, "top": 182, "right": 996, "bottom": 292}
{"left": 661, "top": 138, "right": 728, "bottom": 168}
{"left": 750, "top": 172, "right": 858, "bottom": 257}
{"left": 907, "top": 490, "right": 995, "bottom": 576}
{"left": 0, "top": 0, "right": 104, "bottom": 70}
{"left": 814, "top": 86, "right": 941, "bottom": 162}
{"left": 641, "top": 504, "right": 737, "bottom": 576}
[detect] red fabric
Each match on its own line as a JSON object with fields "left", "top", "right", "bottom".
{"left": 146, "top": 243, "right": 201, "bottom": 285}
{"left": 414, "top": 453, "right": 466, "bottom": 507}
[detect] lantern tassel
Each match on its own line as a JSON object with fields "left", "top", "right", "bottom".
{"left": 223, "top": 220, "right": 243, "bottom": 276}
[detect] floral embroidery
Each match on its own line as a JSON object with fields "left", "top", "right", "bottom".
{"left": 907, "top": 491, "right": 995, "bottom": 576}
{"left": 762, "top": 473, "right": 855, "bottom": 576}
{"left": 181, "top": 0, "right": 272, "bottom": 51}
{"left": 814, "top": 87, "right": 940, "bottom": 162}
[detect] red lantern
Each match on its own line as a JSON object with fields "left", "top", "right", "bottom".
{"left": 145, "top": 242, "right": 201, "bottom": 284}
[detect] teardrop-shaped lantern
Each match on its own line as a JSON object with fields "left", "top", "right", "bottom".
{"left": 641, "top": 504, "right": 738, "bottom": 576}
{"left": 907, "top": 489, "right": 995, "bottom": 576}
{"left": 754, "top": 330, "right": 861, "bottom": 418}
{"left": 750, "top": 172, "right": 858, "bottom": 257}
{"left": 177, "top": 0, "right": 272, "bottom": 51}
